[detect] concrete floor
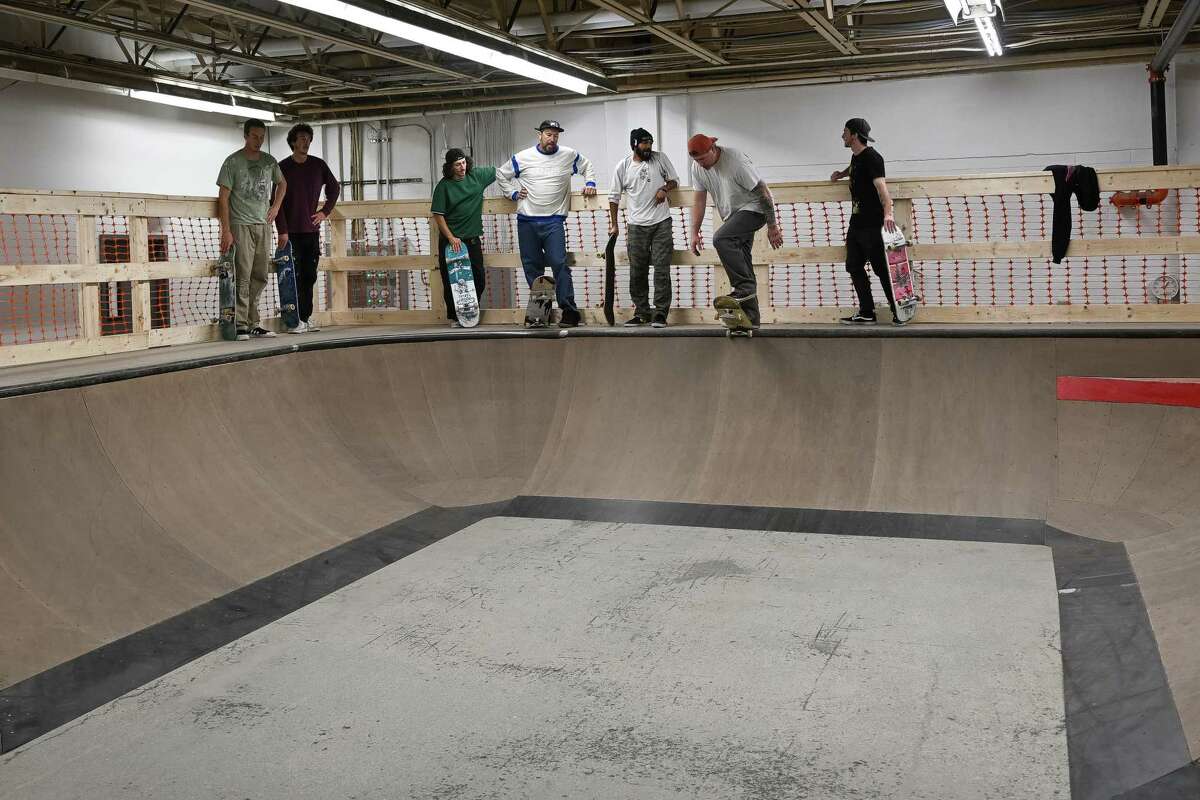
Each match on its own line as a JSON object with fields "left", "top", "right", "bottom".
{"left": 0, "top": 517, "right": 1067, "bottom": 800}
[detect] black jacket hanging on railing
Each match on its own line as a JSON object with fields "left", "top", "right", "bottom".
{"left": 1045, "top": 165, "right": 1101, "bottom": 263}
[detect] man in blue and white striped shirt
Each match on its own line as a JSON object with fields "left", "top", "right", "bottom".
{"left": 497, "top": 120, "right": 597, "bottom": 327}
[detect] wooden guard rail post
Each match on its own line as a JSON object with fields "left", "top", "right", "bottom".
{"left": 3, "top": 164, "right": 1200, "bottom": 367}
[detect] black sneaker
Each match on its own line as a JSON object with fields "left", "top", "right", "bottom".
{"left": 892, "top": 315, "right": 909, "bottom": 327}
{"left": 727, "top": 289, "right": 757, "bottom": 303}
{"left": 249, "top": 326, "right": 277, "bottom": 338}
{"left": 840, "top": 313, "right": 876, "bottom": 325}
{"left": 624, "top": 314, "right": 651, "bottom": 327}
{"left": 651, "top": 313, "right": 668, "bottom": 328}
{"left": 558, "top": 307, "right": 582, "bottom": 328}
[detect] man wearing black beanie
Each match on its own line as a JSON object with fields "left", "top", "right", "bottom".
{"left": 607, "top": 128, "right": 679, "bottom": 327}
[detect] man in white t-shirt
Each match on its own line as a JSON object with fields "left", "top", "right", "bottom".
{"left": 607, "top": 128, "right": 680, "bottom": 327}
{"left": 687, "top": 133, "right": 783, "bottom": 328}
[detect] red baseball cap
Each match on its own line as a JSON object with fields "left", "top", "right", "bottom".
{"left": 687, "top": 133, "right": 718, "bottom": 156}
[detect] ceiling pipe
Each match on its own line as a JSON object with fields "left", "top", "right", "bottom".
{"left": 1147, "top": 0, "right": 1200, "bottom": 164}
{"left": 1149, "top": 0, "right": 1200, "bottom": 71}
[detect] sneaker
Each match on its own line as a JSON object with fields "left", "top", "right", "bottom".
{"left": 235, "top": 329, "right": 250, "bottom": 342}
{"left": 287, "top": 321, "right": 306, "bottom": 334}
{"left": 651, "top": 313, "right": 668, "bottom": 328}
{"left": 624, "top": 314, "right": 651, "bottom": 327}
{"left": 892, "top": 315, "right": 909, "bottom": 327}
{"left": 727, "top": 289, "right": 757, "bottom": 303}
{"left": 840, "top": 313, "right": 877, "bottom": 325}
{"left": 558, "top": 307, "right": 582, "bottom": 328}
{"left": 449, "top": 319, "right": 461, "bottom": 328}
{"left": 305, "top": 320, "right": 321, "bottom": 332}
{"left": 249, "top": 326, "right": 277, "bottom": 338}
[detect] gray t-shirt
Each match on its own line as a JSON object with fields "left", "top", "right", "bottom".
{"left": 690, "top": 147, "right": 762, "bottom": 220}
{"left": 216, "top": 150, "right": 284, "bottom": 225}
{"left": 608, "top": 152, "right": 679, "bottom": 226}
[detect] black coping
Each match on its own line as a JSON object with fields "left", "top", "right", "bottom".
{"left": 1, "top": 495, "right": 1193, "bottom": 800}
{"left": 3, "top": 324, "right": 1200, "bottom": 399}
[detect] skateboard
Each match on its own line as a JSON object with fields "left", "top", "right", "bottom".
{"left": 882, "top": 225, "right": 918, "bottom": 324}
{"left": 273, "top": 241, "right": 300, "bottom": 331}
{"left": 602, "top": 231, "right": 618, "bottom": 326}
{"left": 216, "top": 245, "right": 237, "bottom": 341}
{"left": 714, "top": 294, "right": 754, "bottom": 338}
{"left": 524, "top": 275, "right": 556, "bottom": 328}
{"left": 444, "top": 241, "right": 481, "bottom": 328}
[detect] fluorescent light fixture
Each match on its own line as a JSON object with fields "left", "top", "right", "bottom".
{"left": 973, "top": 15, "right": 1003, "bottom": 57}
{"left": 943, "top": 0, "right": 964, "bottom": 24}
{"left": 275, "top": 0, "right": 594, "bottom": 94}
{"left": 943, "top": 0, "right": 1003, "bottom": 57}
{"left": 151, "top": 75, "right": 284, "bottom": 105}
{"left": 129, "top": 89, "right": 277, "bottom": 120}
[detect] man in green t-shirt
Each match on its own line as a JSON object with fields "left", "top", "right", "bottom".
{"left": 217, "top": 118, "right": 287, "bottom": 340}
{"left": 431, "top": 148, "right": 496, "bottom": 326}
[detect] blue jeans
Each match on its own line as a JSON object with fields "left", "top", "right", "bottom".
{"left": 517, "top": 215, "right": 577, "bottom": 313}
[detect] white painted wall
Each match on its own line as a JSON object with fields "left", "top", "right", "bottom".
{"left": 0, "top": 59, "right": 1189, "bottom": 197}
{"left": 420, "top": 61, "right": 1178, "bottom": 192}
{"left": 688, "top": 62, "right": 1167, "bottom": 181}
{"left": 0, "top": 82, "right": 325, "bottom": 195}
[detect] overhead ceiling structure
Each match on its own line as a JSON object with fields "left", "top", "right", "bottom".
{"left": 0, "top": 0, "right": 1196, "bottom": 121}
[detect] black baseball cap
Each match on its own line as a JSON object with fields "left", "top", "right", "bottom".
{"left": 845, "top": 118, "right": 875, "bottom": 142}
{"left": 444, "top": 147, "right": 468, "bottom": 163}
{"left": 536, "top": 120, "right": 564, "bottom": 132}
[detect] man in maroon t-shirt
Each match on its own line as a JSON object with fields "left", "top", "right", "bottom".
{"left": 276, "top": 123, "right": 341, "bottom": 333}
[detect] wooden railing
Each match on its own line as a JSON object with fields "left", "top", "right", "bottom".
{"left": 2, "top": 164, "right": 1199, "bottom": 367}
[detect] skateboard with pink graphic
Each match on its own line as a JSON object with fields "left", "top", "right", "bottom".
{"left": 883, "top": 225, "right": 918, "bottom": 324}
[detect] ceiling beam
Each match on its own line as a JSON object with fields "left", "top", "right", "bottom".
{"left": 0, "top": 0, "right": 370, "bottom": 89}
{"left": 1138, "top": 0, "right": 1160, "bottom": 28}
{"left": 0, "top": 43, "right": 285, "bottom": 105}
{"left": 181, "top": 0, "right": 479, "bottom": 80}
{"left": 790, "top": 1, "right": 858, "bottom": 55}
{"left": 582, "top": 0, "right": 727, "bottom": 64}
{"left": 535, "top": 0, "right": 558, "bottom": 48}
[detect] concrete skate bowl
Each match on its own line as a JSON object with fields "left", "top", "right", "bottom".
{"left": 1, "top": 332, "right": 1198, "bottom": 798}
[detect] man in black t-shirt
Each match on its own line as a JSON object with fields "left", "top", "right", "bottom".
{"left": 830, "top": 118, "right": 900, "bottom": 325}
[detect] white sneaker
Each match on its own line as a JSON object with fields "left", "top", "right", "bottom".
{"left": 305, "top": 320, "right": 321, "bottom": 332}
{"left": 287, "top": 321, "right": 306, "bottom": 334}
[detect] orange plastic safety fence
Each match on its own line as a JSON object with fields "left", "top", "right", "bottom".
{"left": 768, "top": 193, "right": 1194, "bottom": 307}
{"left": 0, "top": 214, "right": 80, "bottom": 345}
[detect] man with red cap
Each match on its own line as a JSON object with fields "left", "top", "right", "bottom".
{"left": 830, "top": 117, "right": 900, "bottom": 324}
{"left": 686, "top": 133, "right": 783, "bottom": 328}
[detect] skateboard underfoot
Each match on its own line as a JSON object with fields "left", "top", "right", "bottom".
{"left": 714, "top": 294, "right": 755, "bottom": 335}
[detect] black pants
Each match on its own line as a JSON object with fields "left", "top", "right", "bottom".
{"left": 437, "top": 236, "right": 486, "bottom": 322}
{"left": 845, "top": 224, "right": 896, "bottom": 317}
{"left": 290, "top": 231, "right": 321, "bottom": 322}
